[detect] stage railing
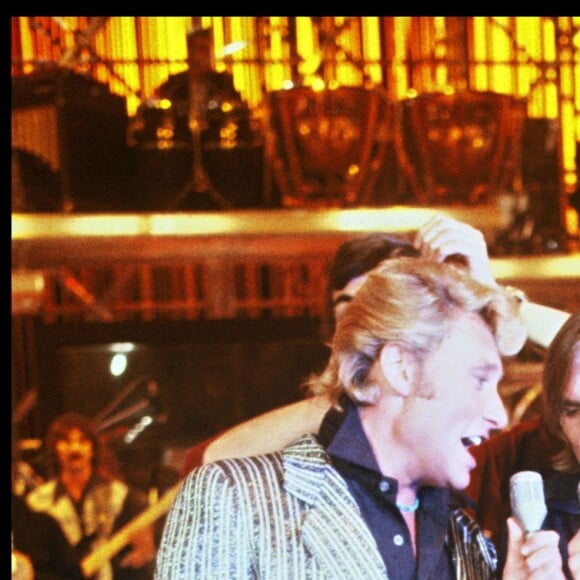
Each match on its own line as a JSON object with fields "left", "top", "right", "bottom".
{"left": 12, "top": 208, "right": 580, "bottom": 323}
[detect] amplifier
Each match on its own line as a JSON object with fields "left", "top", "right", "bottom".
{"left": 12, "top": 70, "right": 130, "bottom": 211}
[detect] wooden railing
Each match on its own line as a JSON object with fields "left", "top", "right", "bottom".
{"left": 12, "top": 207, "right": 580, "bottom": 323}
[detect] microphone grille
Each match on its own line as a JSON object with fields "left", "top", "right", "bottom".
{"left": 510, "top": 470, "right": 544, "bottom": 501}
{"left": 509, "top": 470, "right": 547, "bottom": 534}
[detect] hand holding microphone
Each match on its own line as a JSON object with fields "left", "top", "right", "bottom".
{"left": 502, "top": 471, "right": 565, "bottom": 579}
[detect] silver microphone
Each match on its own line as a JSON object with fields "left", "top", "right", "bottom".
{"left": 509, "top": 470, "right": 547, "bottom": 534}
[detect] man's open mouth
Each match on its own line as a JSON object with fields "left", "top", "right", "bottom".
{"left": 461, "top": 436, "right": 483, "bottom": 447}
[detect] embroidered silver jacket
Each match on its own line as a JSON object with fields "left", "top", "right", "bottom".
{"left": 155, "top": 434, "right": 497, "bottom": 579}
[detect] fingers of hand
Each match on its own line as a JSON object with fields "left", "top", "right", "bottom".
{"left": 568, "top": 551, "right": 580, "bottom": 579}
{"left": 506, "top": 516, "right": 525, "bottom": 549}
{"left": 521, "top": 531, "right": 563, "bottom": 578}
{"left": 415, "top": 215, "right": 478, "bottom": 262}
{"left": 569, "top": 528, "right": 580, "bottom": 552}
{"left": 567, "top": 530, "right": 580, "bottom": 577}
{"left": 120, "top": 551, "right": 150, "bottom": 569}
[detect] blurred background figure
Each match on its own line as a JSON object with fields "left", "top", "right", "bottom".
{"left": 25, "top": 412, "right": 156, "bottom": 580}
{"left": 544, "top": 313, "right": 580, "bottom": 579}
{"left": 138, "top": 26, "right": 263, "bottom": 211}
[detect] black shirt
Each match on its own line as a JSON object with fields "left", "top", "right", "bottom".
{"left": 545, "top": 472, "right": 580, "bottom": 580}
{"left": 319, "top": 399, "right": 465, "bottom": 580}
{"left": 12, "top": 492, "right": 84, "bottom": 580}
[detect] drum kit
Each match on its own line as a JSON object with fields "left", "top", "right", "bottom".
{"left": 14, "top": 18, "right": 527, "bottom": 212}
{"left": 126, "top": 29, "right": 527, "bottom": 211}
{"left": 126, "top": 30, "right": 267, "bottom": 211}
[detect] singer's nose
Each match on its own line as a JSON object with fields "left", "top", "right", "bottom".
{"left": 485, "top": 389, "right": 509, "bottom": 430}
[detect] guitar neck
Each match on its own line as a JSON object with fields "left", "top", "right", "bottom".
{"left": 80, "top": 481, "right": 180, "bottom": 577}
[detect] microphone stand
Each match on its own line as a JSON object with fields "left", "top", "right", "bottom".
{"left": 93, "top": 376, "right": 153, "bottom": 428}
{"left": 166, "top": 115, "right": 233, "bottom": 210}
{"left": 94, "top": 399, "right": 153, "bottom": 434}
{"left": 166, "top": 26, "right": 233, "bottom": 210}
{"left": 165, "top": 35, "right": 233, "bottom": 211}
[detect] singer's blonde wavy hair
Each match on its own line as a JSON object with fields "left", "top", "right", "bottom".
{"left": 305, "top": 257, "right": 527, "bottom": 405}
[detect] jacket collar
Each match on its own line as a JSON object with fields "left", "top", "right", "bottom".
{"left": 282, "top": 434, "right": 388, "bottom": 579}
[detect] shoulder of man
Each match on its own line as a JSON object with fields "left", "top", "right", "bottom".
{"left": 179, "top": 433, "right": 323, "bottom": 489}
{"left": 25, "top": 479, "right": 58, "bottom": 510}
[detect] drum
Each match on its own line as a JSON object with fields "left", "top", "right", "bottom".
{"left": 127, "top": 98, "right": 191, "bottom": 150}
{"left": 151, "top": 70, "right": 261, "bottom": 151}
{"left": 267, "top": 86, "right": 391, "bottom": 208}
{"left": 201, "top": 83, "right": 258, "bottom": 151}
{"left": 127, "top": 72, "right": 266, "bottom": 209}
{"left": 395, "top": 90, "right": 527, "bottom": 203}
{"left": 126, "top": 95, "right": 266, "bottom": 210}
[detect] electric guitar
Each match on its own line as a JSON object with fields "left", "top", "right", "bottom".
{"left": 80, "top": 481, "right": 180, "bottom": 577}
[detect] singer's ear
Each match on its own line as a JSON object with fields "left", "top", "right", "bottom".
{"left": 378, "top": 343, "right": 415, "bottom": 396}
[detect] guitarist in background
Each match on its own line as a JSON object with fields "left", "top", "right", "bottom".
{"left": 26, "top": 412, "right": 156, "bottom": 579}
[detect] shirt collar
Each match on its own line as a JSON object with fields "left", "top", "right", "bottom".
{"left": 320, "top": 396, "right": 472, "bottom": 515}
{"left": 54, "top": 473, "right": 103, "bottom": 501}
{"left": 325, "top": 398, "right": 380, "bottom": 473}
